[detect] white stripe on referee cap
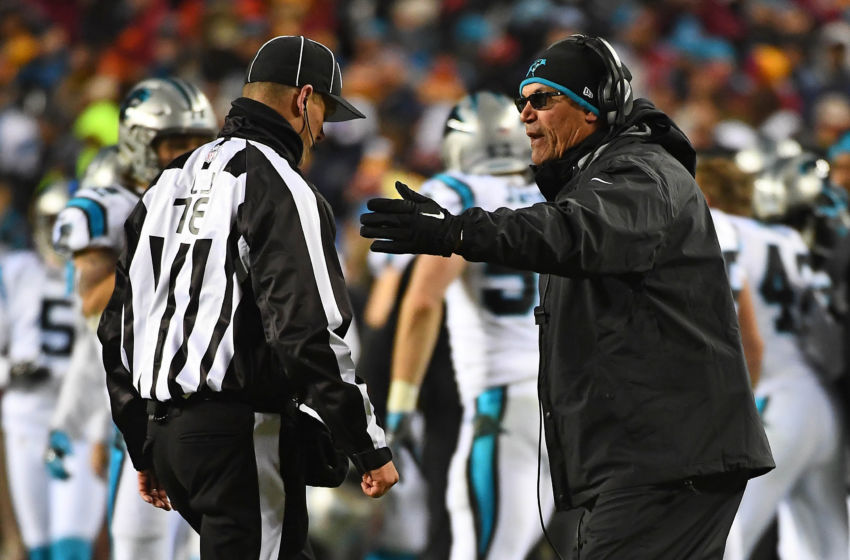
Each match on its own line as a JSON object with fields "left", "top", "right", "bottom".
{"left": 315, "top": 40, "right": 336, "bottom": 90}
{"left": 295, "top": 36, "right": 305, "bottom": 86}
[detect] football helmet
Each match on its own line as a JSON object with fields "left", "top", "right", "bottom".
{"left": 32, "top": 179, "right": 71, "bottom": 266}
{"left": 441, "top": 91, "right": 531, "bottom": 175}
{"left": 79, "top": 145, "right": 125, "bottom": 191}
{"left": 117, "top": 77, "right": 217, "bottom": 187}
{"left": 752, "top": 152, "right": 829, "bottom": 221}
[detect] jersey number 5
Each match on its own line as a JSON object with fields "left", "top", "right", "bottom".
{"left": 41, "top": 299, "right": 75, "bottom": 356}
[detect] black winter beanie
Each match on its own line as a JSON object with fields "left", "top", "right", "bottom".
{"left": 519, "top": 37, "right": 609, "bottom": 116}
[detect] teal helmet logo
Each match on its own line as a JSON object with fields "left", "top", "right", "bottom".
{"left": 119, "top": 88, "right": 151, "bottom": 121}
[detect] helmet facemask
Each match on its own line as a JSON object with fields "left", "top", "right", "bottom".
{"left": 441, "top": 91, "right": 531, "bottom": 176}
{"left": 117, "top": 78, "right": 218, "bottom": 191}
{"left": 32, "top": 181, "right": 71, "bottom": 268}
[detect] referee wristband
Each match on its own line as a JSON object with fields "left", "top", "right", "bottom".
{"left": 386, "top": 379, "right": 420, "bottom": 413}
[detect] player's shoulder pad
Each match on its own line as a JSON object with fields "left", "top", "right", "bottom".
{"left": 710, "top": 209, "right": 741, "bottom": 253}
{"left": 53, "top": 184, "right": 139, "bottom": 256}
{"left": 767, "top": 223, "right": 809, "bottom": 252}
{"left": 421, "top": 171, "right": 478, "bottom": 212}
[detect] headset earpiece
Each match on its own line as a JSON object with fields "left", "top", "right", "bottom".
{"left": 595, "top": 37, "right": 633, "bottom": 126}
{"left": 567, "top": 34, "right": 632, "bottom": 127}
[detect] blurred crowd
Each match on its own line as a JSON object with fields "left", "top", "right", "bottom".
{"left": 1, "top": 0, "right": 849, "bottom": 292}
{"left": 3, "top": 0, "right": 850, "bottom": 558}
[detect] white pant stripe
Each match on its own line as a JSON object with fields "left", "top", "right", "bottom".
{"left": 253, "top": 413, "right": 285, "bottom": 560}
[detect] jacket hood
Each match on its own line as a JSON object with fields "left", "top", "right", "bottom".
{"left": 220, "top": 97, "right": 304, "bottom": 167}
{"left": 619, "top": 98, "right": 696, "bottom": 176}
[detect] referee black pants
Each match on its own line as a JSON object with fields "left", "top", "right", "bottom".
{"left": 572, "top": 473, "right": 747, "bottom": 559}
{"left": 147, "top": 399, "right": 302, "bottom": 560}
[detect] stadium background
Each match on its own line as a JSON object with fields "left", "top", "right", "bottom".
{"left": 1, "top": 0, "right": 849, "bottom": 559}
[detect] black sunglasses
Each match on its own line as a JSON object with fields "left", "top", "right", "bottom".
{"left": 514, "top": 90, "right": 565, "bottom": 112}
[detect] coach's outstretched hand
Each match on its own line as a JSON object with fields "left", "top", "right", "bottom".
{"left": 361, "top": 460, "right": 399, "bottom": 498}
{"left": 360, "top": 181, "right": 463, "bottom": 256}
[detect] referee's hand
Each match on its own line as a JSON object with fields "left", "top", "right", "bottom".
{"left": 360, "top": 460, "right": 399, "bottom": 498}
{"left": 138, "top": 469, "right": 172, "bottom": 511}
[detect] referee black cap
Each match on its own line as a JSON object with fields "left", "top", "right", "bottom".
{"left": 246, "top": 35, "right": 365, "bottom": 122}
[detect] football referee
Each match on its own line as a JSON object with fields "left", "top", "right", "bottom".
{"left": 99, "top": 36, "right": 398, "bottom": 560}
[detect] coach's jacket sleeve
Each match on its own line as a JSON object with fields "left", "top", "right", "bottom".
{"left": 98, "top": 201, "right": 150, "bottom": 471}
{"left": 238, "top": 149, "right": 391, "bottom": 473}
{"left": 457, "top": 160, "right": 672, "bottom": 276}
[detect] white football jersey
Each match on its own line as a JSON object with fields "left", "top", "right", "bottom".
{"left": 52, "top": 183, "right": 139, "bottom": 257}
{"left": 0, "top": 251, "right": 76, "bottom": 427}
{"left": 711, "top": 209, "right": 745, "bottom": 301}
{"left": 50, "top": 320, "right": 112, "bottom": 442}
{"left": 422, "top": 172, "right": 543, "bottom": 400}
{"left": 367, "top": 249, "right": 415, "bottom": 278}
{"left": 728, "top": 215, "right": 816, "bottom": 382}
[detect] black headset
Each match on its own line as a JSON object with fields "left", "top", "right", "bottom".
{"left": 567, "top": 34, "right": 634, "bottom": 127}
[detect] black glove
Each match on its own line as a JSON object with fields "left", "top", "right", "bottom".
{"left": 360, "top": 181, "right": 463, "bottom": 256}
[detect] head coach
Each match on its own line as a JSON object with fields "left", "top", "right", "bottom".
{"left": 99, "top": 36, "right": 398, "bottom": 559}
{"left": 361, "top": 35, "right": 773, "bottom": 559}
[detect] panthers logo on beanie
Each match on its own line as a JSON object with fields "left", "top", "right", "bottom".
{"left": 527, "top": 58, "right": 547, "bottom": 77}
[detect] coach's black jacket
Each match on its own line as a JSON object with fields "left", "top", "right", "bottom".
{"left": 456, "top": 99, "right": 774, "bottom": 509}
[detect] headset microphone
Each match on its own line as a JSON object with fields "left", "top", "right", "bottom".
{"left": 537, "top": 400, "right": 566, "bottom": 560}
{"left": 304, "top": 98, "right": 317, "bottom": 149}
{"left": 296, "top": 95, "right": 317, "bottom": 151}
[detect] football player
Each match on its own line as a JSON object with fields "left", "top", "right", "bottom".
{"left": 696, "top": 157, "right": 764, "bottom": 387}
{"left": 721, "top": 152, "right": 847, "bottom": 560}
{"left": 385, "top": 91, "right": 555, "bottom": 559}
{"left": 47, "top": 146, "right": 124, "bottom": 486}
{"left": 52, "top": 77, "right": 217, "bottom": 560}
{"left": 1, "top": 179, "right": 107, "bottom": 559}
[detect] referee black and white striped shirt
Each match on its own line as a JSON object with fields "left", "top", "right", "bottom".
{"left": 100, "top": 96, "right": 390, "bottom": 473}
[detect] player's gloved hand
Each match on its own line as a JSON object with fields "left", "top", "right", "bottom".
{"left": 45, "top": 429, "right": 72, "bottom": 480}
{"left": 384, "top": 411, "right": 417, "bottom": 454}
{"left": 384, "top": 379, "right": 421, "bottom": 461}
{"left": 360, "top": 181, "right": 463, "bottom": 256}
